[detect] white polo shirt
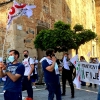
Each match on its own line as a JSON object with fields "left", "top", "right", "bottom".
{"left": 22, "top": 57, "right": 34, "bottom": 76}
{"left": 63, "top": 56, "right": 70, "bottom": 70}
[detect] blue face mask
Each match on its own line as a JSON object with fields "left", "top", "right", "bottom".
{"left": 8, "top": 56, "right": 15, "bottom": 63}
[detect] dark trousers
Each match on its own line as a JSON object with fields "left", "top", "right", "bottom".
{"left": 22, "top": 76, "right": 33, "bottom": 98}
{"left": 4, "top": 91, "right": 22, "bottom": 100}
{"left": 81, "top": 81, "right": 86, "bottom": 86}
{"left": 62, "top": 68, "right": 74, "bottom": 96}
{"left": 46, "top": 82, "right": 62, "bottom": 100}
{"left": 89, "top": 83, "right": 97, "bottom": 87}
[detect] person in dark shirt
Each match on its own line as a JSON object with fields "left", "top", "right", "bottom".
{"left": 97, "top": 64, "right": 100, "bottom": 100}
{"left": 0, "top": 50, "right": 25, "bottom": 100}
{"left": 42, "top": 49, "right": 62, "bottom": 100}
{"left": 61, "top": 53, "right": 75, "bottom": 98}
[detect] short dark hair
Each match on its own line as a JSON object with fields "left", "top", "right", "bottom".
{"left": 80, "top": 56, "right": 85, "bottom": 60}
{"left": 46, "top": 49, "right": 54, "bottom": 56}
{"left": 64, "top": 52, "right": 69, "bottom": 55}
{"left": 9, "top": 50, "right": 20, "bottom": 58}
{"left": 23, "top": 50, "right": 29, "bottom": 53}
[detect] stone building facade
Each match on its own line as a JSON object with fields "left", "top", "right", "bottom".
{"left": 0, "top": 0, "right": 100, "bottom": 62}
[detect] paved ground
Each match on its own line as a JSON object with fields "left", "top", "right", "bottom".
{"left": 0, "top": 82, "right": 98, "bottom": 100}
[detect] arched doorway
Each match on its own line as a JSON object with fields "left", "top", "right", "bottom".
{"left": 36, "top": 25, "right": 49, "bottom": 84}
{"left": 37, "top": 25, "right": 48, "bottom": 60}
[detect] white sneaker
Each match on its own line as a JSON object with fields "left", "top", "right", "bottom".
{"left": 32, "top": 86, "right": 36, "bottom": 88}
{"left": 3, "top": 90, "right": 6, "bottom": 93}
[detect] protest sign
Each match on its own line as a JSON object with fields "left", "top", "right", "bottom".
{"left": 80, "top": 62, "right": 99, "bottom": 85}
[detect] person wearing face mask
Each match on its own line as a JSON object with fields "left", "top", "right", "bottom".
{"left": 42, "top": 49, "right": 62, "bottom": 100}
{"left": 22, "top": 50, "right": 34, "bottom": 100}
{"left": 0, "top": 50, "right": 25, "bottom": 100}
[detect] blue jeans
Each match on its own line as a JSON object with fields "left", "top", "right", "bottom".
{"left": 97, "top": 85, "right": 100, "bottom": 100}
{"left": 22, "top": 76, "right": 33, "bottom": 98}
{"left": 46, "top": 82, "right": 62, "bottom": 100}
{"left": 0, "top": 78, "right": 2, "bottom": 83}
{"left": 81, "top": 81, "right": 86, "bottom": 86}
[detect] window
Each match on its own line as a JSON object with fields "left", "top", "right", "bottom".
{"left": 92, "top": 45, "right": 95, "bottom": 56}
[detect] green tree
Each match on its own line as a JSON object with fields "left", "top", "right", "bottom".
{"left": 34, "top": 21, "right": 97, "bottom": 54}
{"left": 73, "top": 24, "right": 97, "bottom": 54}
{"left": 34, "top": 21, "right": 77, "bottom": 84}
{"left": 73, "top": 24, "right": 84, "bottom": 32}
{"left": 34, "top": 21, "right": 77, "bottom": 52}
{"left": 34, "top": 21, "right": 97, "bottom": 84}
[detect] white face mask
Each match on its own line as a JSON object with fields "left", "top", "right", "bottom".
{"left": 8, "top": 56, "right": 15, "bottom": 63}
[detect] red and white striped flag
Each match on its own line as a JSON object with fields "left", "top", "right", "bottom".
{"left": 7, "top": 1, "right": 36, "bottom": 30}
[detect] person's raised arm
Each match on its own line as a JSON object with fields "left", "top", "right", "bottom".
{"left": 0, "top": 63, "right": 21, "bottom": 82}
{"left": 0, "top": 63, "right": 6, "bottom": 77}
{"left": 46, "top": 56, "right": 56, "bottom": 72}
{"left": 5, "top": 64, "right": 25, "bottom": 82}
{"left": 5, "top": 72, "right": 21, "bottom": 82}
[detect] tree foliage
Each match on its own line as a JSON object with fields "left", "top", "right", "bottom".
{"left": 34, "top": 21, "right": 97, "bottom": 53}
{"left": 54, "top": 21, "right": 71, "bottom": 30}
{"left": 75, "top": 29, "right": 97, "bottom": 47}
{"left": 73, "top": 24, "right": 84, "bottom": 32}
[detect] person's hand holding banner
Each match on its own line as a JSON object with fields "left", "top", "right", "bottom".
{"left": 70, "top": 55, "right": 81, "bottom": 89}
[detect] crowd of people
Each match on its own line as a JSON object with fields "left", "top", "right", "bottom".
{"left": 80, "top": 56, "right": 99, "bottom": 88}
{"left": 0, "top": 49, "right": 100, "bottom": 100}
{"left": 0, "top": 50, "right": 39, "bottom": 100}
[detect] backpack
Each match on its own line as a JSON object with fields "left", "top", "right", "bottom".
{"left": 27, "top": 58, "right": 35, "bottom": 74}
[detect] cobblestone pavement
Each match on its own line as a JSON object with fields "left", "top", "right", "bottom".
{"left": 0, "top": 83, "right": 98, "bottom": 100}
{"left": 30, "top": 85, "right": 97, "bottom": 100}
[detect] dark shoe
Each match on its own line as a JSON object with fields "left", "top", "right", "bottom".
{"left": 71, "top": 95, "right": 74, "bottom": 98}
{"left": 94, "top": 85, "right": 97, "bottom": 88}
{"left": 88, "top": 85, "right": 92, "bottom": 87}
{"left": 61, "top": 93, "right": 65, "bottom": 96}
{"left": 81, "top": 84, "right": 86, "bottom": 86}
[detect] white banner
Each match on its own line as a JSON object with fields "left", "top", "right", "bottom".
{"left": 80, "top": 62, "right": 100, "bottom": 85}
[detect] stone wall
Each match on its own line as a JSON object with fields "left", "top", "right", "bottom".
{"left": 95, "top": 0, "right": 100, "bottom": 35}
{"left": 0, "top": 0, "right": 99, "bottom": 61}
{"left": 66, "top": 0, "right": 97, "bottom": 61}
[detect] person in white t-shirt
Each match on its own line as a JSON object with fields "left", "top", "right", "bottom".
{"left": 22, "top": 50, "right": 34, "bottom": 100}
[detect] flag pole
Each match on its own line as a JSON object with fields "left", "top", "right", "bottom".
{"left": 1, "top": 1, "right": 36, "bottom": 60}
{"left": 2, "top": 30, "right": 8, "bottom": 59}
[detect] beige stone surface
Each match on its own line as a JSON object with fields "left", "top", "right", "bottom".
{"left": 0, "top": 0, "right": 100, "bottom": 60}
{"left": 95, "top": 0, "right": 100, "bottom": 31}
